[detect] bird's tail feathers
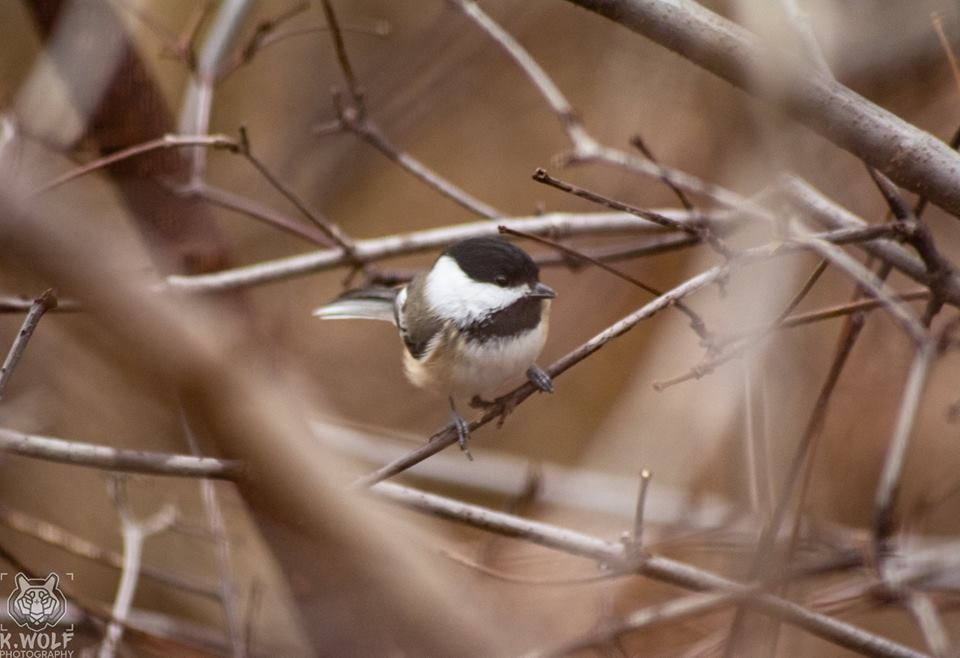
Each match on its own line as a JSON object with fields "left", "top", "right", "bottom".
{"left": 312, "top": 287, "right": 398, "bottom": 324}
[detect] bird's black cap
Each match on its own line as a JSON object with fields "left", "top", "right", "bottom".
{"left": 444, "top": 237, "right": 540, "bottom": 287}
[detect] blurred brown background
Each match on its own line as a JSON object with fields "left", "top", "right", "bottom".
{"left": 0, "top": 0, "right": 959, "bottom": 656}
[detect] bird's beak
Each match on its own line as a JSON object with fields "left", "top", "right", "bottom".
{"left": 528, "top": 282, "right": 556, "bottom": 299}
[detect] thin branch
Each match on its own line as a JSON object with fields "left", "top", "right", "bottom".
{"left": 500, "top": 225, "right": 711, "bottom": 342}
{"left": 533, "top": 168, "right": 732, "bottom": 257}
{"left": 181, "top": 411, "right": 245, "bottom": 657}
{"left": 446, "top": 0, "right": 752, "bottom": 213}
{"left": 173, "top": 181, "right": 335, "bottom": 246}
{"left": 371, "top": 482, "right": 924, "bottom": 658}
{"left": 319, "top": 0, "right": 364, "bottom": 107}
{"left": 629, "top": 135, "right": 696, "bottom": 212}
{"left": 100, "top": 477, "right": 177, "bottom": 658}
{"left": 0, "top": 289, "right": 57, "bottom": 399}
{"left": 236, "top": 126, "right": 357, "bottom": 255}
{"left": 166, "top": 209, "right": 725, "bottom": 292}
{"left": 32, "top": 134, "right": 241, "bottom": 195}
{"left": 873, "top": 344, "right": 936, "bottom": 551}
{"left": 331, "top": 97, "right": 503, "bottom": 218}
{"left": 904, "top": 592, "right": 951, "bottom": 658}
{"left": 447, "top": 0, "right": 596, "bottom": 154}
{"left": 0, "top": 427, "right": 244, "bottom": 479}
{"left": 0, "top": 295, "right": 81, "bottom": 313}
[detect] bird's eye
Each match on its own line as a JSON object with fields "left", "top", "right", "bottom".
{"left": 494, "top": 275, "right": 508, "bottom": 287}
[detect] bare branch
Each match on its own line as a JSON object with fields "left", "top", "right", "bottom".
{"left": 0, "top": 289, "right": 57, "bottom": 399}
{"left": 0, "top": 427, "right": 243, "bottom": 479}
{"left": 100, "top": 477, "right": 177, "bottom": 658}
{"left": 166, "top": 209, "right": 725, "bottom": 292}
{"left": 873, "top": 344, "right": 936, "bottom": 550}
{"left": 563, "top": 0, "right": 960, "bottom": 218}
{"left": 372, "top": 482, "right": 925, "bottom": 658}
{"left": 332, "top": 106, "right": 503, "bottom": 218}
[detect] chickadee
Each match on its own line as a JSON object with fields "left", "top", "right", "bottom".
{"left": 313, "top": 237, "right": 556, "bottom": 456}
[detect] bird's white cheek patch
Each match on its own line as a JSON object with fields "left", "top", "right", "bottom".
{"left": 425, "top": 256, "right": 524, "bottom": 321}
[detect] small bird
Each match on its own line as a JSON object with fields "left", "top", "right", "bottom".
{"left": 313, "top": 236, "right": 556, "bottom": 456}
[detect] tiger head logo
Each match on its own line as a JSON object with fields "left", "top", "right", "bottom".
{"left": 7, "top": 573, "right": 66, "bottom": 631}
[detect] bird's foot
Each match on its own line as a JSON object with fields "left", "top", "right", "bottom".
{"left": 527, "top": 365, "right": 555, "bottom": 393}
{"left": 449, "top": 398, "right": 474, "bottom": 461}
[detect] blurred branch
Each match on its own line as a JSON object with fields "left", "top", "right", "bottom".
{"left": 100, "top": 477, "right": 177, "bottom": 658}
{"left": 0, "top": 427, "right": 243, "bottom": 479}
{"left": 372, "top": 482, "right": 925, "bottom": 658}
{"left": 166, "top": 209, "right": 727, "bottom": 292}
{"left": 873, "top": 343, "right": 936, "bottom": 551}
{"left": 0, "top": 501, "right": 219, "bottom": 599}
{"left": 563, "top": 0, "right": 960, "bottom": 218}
{"left": 780, "top": 177, "right": 960, "bottom": 307}
{"left": 180, "top": 410, "right": 245, "bottom": 658}
{"left": 32, "top": 133, "right": 241, "bottom": 195}
{"left": 0, "top": 289, "right": 57, "bottom": 399}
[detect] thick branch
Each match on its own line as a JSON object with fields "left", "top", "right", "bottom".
{"left": 563, "top": 0, "right": 960, "bottom": 218}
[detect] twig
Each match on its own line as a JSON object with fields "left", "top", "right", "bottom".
{"left": 779, "top": 0, "right": 834, "bottom": 78}
{"left": 236, "top": 126, "right": 357, "bottom": 255}
{"left": 32, "top": 134, "right": 241, "bottom": 195}
{"left": 0, "top": 289, "right": 57, "bottom": 399}
{"left": 631, "top": 469, "right": 652, "bottom": 546}
{"left": 174, "top": 181, "right": 335, "bottom": 246}
{"left": 218, "top": 21, "right": 391, "bottom": 81}
{"left": 331, "top": 97, "right": 503, "bottom": 218}
{"left": 629, "top": 135, "right": 696, "bottom": 212}
{"left": 499, "top": 225, "right": 711, "bottom": 342}
{"left": 216, "top": 1, "right": 309, "bottom": 80}
{"left": 319, "top": 0, "right": 364, "bottom": 107}
{"left": 533, "top": 168, "right": 732, "bottom": 257}
{"left": 371, "top": 482, "right": 924, "bottom": 658}
{"left": 180, "top": 411, "right": 245, "bottom": 657}
{"left": 166, "top": 209, "right": 723, "bottom": 292}
{"left": 0, "top": 427, "right": 244, "bottom": 479}
{"left": 873, "top": 344, "right": 936, "bottom": 551}
{"left": 0, "top": 295, "right": 81, "bottom": 313}
{"left": 904, "top": 592, "right": 951, "bottom": 658}
{"left": 447, "top": 0, "right": 596, "bottom": 155}
{"left": 100, "top": 477, "right": 177, "bottom": 658}
{"left": 446, "top": 0, "right": 753, "bottom": 213}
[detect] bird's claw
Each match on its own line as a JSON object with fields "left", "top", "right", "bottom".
{"left": 527, "top": 365, "right": 555, "bottom": 393}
